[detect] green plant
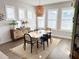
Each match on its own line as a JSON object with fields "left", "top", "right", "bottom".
{"left": 9, "top": 20, "right": 18, "bottom": 29}
{"left": 9, "top": 20, "right": 18, "bottom": 25}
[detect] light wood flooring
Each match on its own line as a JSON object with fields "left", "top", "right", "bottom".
{"left": 0, "top": 38, "right": 71, "bottom": 59}
{"left": 46, "top": 39, "right": 71, "bottom": 59}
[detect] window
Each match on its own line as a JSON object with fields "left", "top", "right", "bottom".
{"left": 27, "top": 10, "right": 36, "bottom": 30}
{"left": 61, "top": 8, "right": 74, "bottom": 32}
{"left": 48, "top": 9, "right": 58, "bottom": 29}
{"left": 27, "top": 10, "right": 33, "bottom": 20}
{"left": 6, "top": 6, "right": 15, "bottom": 20}
{"left": 18, "top": 8, "right": 25, "bottom": 20}
{"left": 38, "top": 14, "right": 45, "bottom": 28}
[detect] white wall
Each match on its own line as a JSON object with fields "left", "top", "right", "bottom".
{"left": 45, "top": 1, "right": 73, "bottom": 39}
{"left": 0, "top": 0, "right": 11, "bottom": 44}
{"left": 0, "top": 0, "right": 34, "bottom": 44}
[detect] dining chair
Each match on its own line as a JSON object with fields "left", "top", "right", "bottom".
{"left": 38, "top": 34, "right": 49, "bottom": 50}
{"left": 45, "top": 28, "right": 52, "bottom": 43}
{"left": 24, "top": 34, "right": 38, "bottom": 53}
{"left": 48, "top": 32, "right": 52, "bottom": 43}
{"left": 43, "top": 34, "right": 49, "bottom": 46}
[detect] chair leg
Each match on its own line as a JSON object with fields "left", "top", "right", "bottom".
{"left": 31, "top": 44, "right": 32, "bottom": 53}
{"left": 43, "top": 42, "right": 45, "bottom": 50}
{"left": 37, "top": 41, "right": 39, "bottom": 48}
{"left": 24, "top": 41, "right": 26, "bottom": 50}
{"left": 50, "top": 38, "right": 52, "bottom": 43}
{"left": 47, "top": 40, "right": 49, "bottom": 47}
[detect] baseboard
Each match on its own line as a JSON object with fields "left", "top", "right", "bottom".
{"left": 0, "top": 39, "right": 12, "bottom": 45}
{"left": 52, "top": 35, "right": 72, "bottom": 40}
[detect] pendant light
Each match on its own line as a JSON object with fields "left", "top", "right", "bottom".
{"left": 35, "top": 0, "right": 44, "bottom": 16}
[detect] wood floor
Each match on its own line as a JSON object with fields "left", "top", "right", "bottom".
{"left": 0, "top": 39, "right": 23, "bottom": 59}
{"left": 0, "top": 38, "right": 71, "bottom": 59}
{"left": 46, "top": 39, "right": 71, "bottom": 59}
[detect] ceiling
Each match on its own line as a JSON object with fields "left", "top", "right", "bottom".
{"left": 19, "top": 0, "right": 71, "bottom": 6}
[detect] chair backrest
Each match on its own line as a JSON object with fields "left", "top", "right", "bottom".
{"left": 48, "top": 32, "right": 51, "bottom": 38}
{"left": 43, "top": 34, "right": 49, "bottom": 39}
{"left": 40, "top": 34, "right": 48, "bottom": 42}
{"left": 24, "top": 34, "right": 32, "bottom": 42}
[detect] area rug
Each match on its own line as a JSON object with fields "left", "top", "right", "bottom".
{"left": 10, "top": 38, "right": 61, "bottom": 59}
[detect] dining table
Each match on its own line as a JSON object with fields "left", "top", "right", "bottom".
{"left": 27, "top": 29, "right": 51, "bottom": 50}
{"left": 28, "top": 29, "right": 51, "bottom": 39}
{"left": 23, "top": 29, "right": 52, "bottom": 52}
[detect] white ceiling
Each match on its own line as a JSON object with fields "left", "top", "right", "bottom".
{"left": 18, "top": 0, "right": 71, "bottom": 6}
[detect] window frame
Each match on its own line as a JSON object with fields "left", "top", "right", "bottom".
{"left": 18, "top": 8, "right": 26, "bottom": 20}
{"left": 6, "top": 5, "right": 16, "bottom": 20}
{"left": 27, "top": 10, "right": 36, "bottom": 30}
{"left": 60, "top": 7, "right": 74, "bottom": 32}
{"left": 47, "top": 9, "right": 58, "bottom": 30}
{"left": 37, "top": 11, "right": 45, "bottom": 29}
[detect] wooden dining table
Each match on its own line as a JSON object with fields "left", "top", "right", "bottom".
{"left": 23, "top": 29, "right": 52, "bottom": 52}
{"left": 28, "top": 30, "right": 51, "bottom": 39}
{"left": 26, "top": 29, "right": 52, "bottom": 51}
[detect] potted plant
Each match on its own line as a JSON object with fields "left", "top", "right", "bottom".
{"left": 9, "top": 20, "right": 18, "bottom": 29}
